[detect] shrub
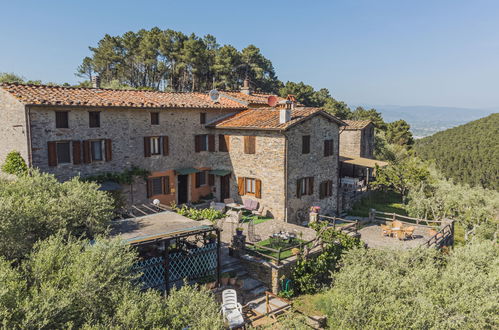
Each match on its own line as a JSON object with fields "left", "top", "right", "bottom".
{"left": 171, "top": 204, "right": 224, "bottom": 223}
{"left": 1, "top": 151, "right": 27, "bottom": 176}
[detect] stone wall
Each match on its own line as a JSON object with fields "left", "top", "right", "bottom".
{"left": 285, "top": 115, "right": 340, "bottom": 223}
{"left": 0, "top": 90, "right": 29, "bottom": 165}
{"left": 339, "top": 124, "right": 375, "bottom": 159}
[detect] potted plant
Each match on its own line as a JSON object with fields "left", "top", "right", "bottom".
{"left": 221, "top": 272, "right": 230, "bottom": 286}
{"left": 229, "top": 271, "right": 238, "bottom": 286}
{"left": 236, "top": 227, "right": 244, "bottom": 236}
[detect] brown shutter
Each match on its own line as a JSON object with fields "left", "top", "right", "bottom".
{"left": 82, "top": 140, "right": 91, "bottom": 164}
{"left": 195, "top": 172, "right": 200, "bottom": 188}
{"left": 255, "top": 179, "right": 262, "bottom": 198}
{"left": 48, "top": 141, "right": 57, "bottom": 166}
{"left": 72, "top": 141, "right": 81, "bottom": 165}
{"left": 208, "top": 134, "right": 215, "bottom": 152}
{"left": 225, "top": 135, "right": 230, "bottom": 152}
{"left": 244, "top": 136, "right": 255, "bottom": 154}
{"left": 296, "top": 179, "right": 302, "bottom": 198}
{"left": 105, "top": 139, "right": 112, "bottom": 161}
{"left": 162, "top": 176, "right": 170, "bottom": 194}
{"left": 238, "top": 177, "right": 245, "bottom": 196}
{"left": 146, "top": 179, "right": 152, "bottom": 198}
{"left": 208, "top": 174, "right": 215, "bottom": 186}
{"left": 309, "top": 177, "right": 314, "bottom": 195}
{"left": 162, "top": 136, "right": 169, "bottom": 156}
{"left": 194, "top": 135, "right": 200, "bottom": 153}
{"left": 324, "top": 140, "right": 328, "bottom": 157}
{"left": 302, "top": 136, "right": 310, "bottom": 154}
{"left": 144, "top": 137, "right": 151, "bottom": 157}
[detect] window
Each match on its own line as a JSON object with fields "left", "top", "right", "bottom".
{"left": 91, "top": 140, "right": 104, "bottom": 161}
{"left": 219, "top": 134, "right": 229, "bottom": 152}
{"left": 244, "top": 136, "right": 256, "bottom": 154}
{"left": 324, "top": 139, "right": 334, "bottom": 157}
{"left": 56, "top": 142, "right": 71, "bottom": 163}
{"left": 245, "top": 178, "right": 256, "bottom": 194}
{"left": 302, "top": 135, "right": 310, "bottom": 154}
{"left": 195, "top": 134, "right": 215, "bottom": 152}
{"left": 195, "top": 171, "right": 207, "bottom": 188}
{"left": 297, "top": 177, "right": 314, "bottom": 198}
{"left": 150, "top": 137, "right": 161, "bottom": 155}
{"left": 151, "top": 112, "right": 159, "bottom": 125}
{"left": 147, "top": 176, "right": 170, "bottom": 197}
{"left": 55, "top": 111, "right": 69, "bottom": 128}
{"left": 237, "top": 177, "right": 261, "bottom": 198}
{"left": 319, "top": 180, "right": 333, "bottom": 199}
{"left": 89, "top": 111, "right": 100, "bottom": 128}
{"left": 200, "top": 113, "right": 206, "bottom": 124}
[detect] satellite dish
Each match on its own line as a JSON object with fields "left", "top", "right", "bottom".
{"left": 209, "top": 89, "right": 220, "bottom": 103}
{"left": 267, "top": 95, "right": 278, "bottom": 107}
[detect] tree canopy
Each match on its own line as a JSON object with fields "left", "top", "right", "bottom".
{"left": 414, "top": 113, "right": 499, "bottom": 191}
{"left": 77, "top": 28, "right": 281, "bottom": 93}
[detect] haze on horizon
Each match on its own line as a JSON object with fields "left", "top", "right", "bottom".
{"left": 1, "top": 0, "right": 498, "bottom": 109}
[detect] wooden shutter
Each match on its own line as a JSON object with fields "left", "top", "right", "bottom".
{"left": 72, "top": 141, "right": 81, "bottom": 165}
{"left": 144, "top": 137, "right": 151, "bottom": 157}
{"left": 255, "top": 179, "right": 262, "bottom": 198}
{"left": 105, "top": 139, "right": 112, "bottom": 161}
{"left": 244, "top": 136, "right": 255, "bottom": 154}
{"left": 296, "top": 179, "right": 302, "bottom": 198}
{"left": 208, "top": 174, "right": 215, "bottom": 186}
{"left": 225, "top": 135, "right": 230, "bottom": 152}
{"left": 162, "top": 176, "right": 170, "bottom": 194}
{"left": 162, "top": 136, "right": 169, "bottom": 156}
{"left": 238, "top": 177, "right": 245, "bottom": 196}
{"left": 208, "top": 134, "right": 215, "bottom": 152}
{"left": 146, "top": 179, "right": 152, "bottom": 198}
{"left": 194, "top": 135, "right": 200, "bottom": 153}
{"left": 47, "top": 141, "right": 57, "bottom": 166}
{"left": 82, "top": 140, "right": 91, "bottom": 164}
{"left": 309, "top": 177, "right": 314, "bottom": 195}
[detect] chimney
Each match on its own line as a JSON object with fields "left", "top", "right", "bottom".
{"left": 91, "top": 76, "right": 101, "bottom": 89}
{"left": 241, "top": 78, "right": 251, "bottom": 95}
{"left": 279, "top": 100, "right": 292, "bottom": 124}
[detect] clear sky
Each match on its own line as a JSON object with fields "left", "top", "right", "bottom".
{"left": 1, "top": 0, "right": 498, "bottom": 108}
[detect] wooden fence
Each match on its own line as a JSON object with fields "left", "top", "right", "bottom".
{"left": 318, "top": 214, "right": 360, "bottom": 236}
{"left": 244, "top": 238, "right": 316, "bottom": 265}
{"left": 369, "top": 209, "right": 455, "bottom": 249}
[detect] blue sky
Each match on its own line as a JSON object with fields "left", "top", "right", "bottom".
{"left": 1, "top": 0, "right": 498, "bottom": 108}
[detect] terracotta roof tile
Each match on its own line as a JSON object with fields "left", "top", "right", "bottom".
{"left": 209, "top": 107, "right": 344, "bottom": 131}
{"left": 0, "top": 83, "right": 246, "bottom": 110}
{"left": 220, "top": 91, "right": 286, "bottom": 106}
{"left": 343, "top": 120, "right": 372, "bottom": 129}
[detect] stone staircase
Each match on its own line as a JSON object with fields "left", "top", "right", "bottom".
{"left": 219, "top": 247, "right": 269, "bottom": 303}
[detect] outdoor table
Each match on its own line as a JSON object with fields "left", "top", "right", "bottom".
{"left": 226, "top": 203, "right": 245, "bottom": 211}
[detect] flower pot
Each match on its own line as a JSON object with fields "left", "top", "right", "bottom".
{"left": 221, "top": 277, "right": 230, "bottom": 286}
{"left": 229, "top": 277, "right": 237, "bottom": 286}
{"left": 236, "top": 230, "right": 243, "bottom": 236}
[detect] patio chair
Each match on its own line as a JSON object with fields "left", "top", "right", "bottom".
{"left": 404, "top": 226, "right": 415, "bottom": 239}
{"left": 380, "top": 224, "right": 392, "bottom": 237}
{"left": 252, "top": 204, "right": 266, "bottom": 216}
{"left": 221, "top": 289, "right": 244, "bottom": 329}
{"left": 224, "top": 198, "right": 235, "bottom": 205}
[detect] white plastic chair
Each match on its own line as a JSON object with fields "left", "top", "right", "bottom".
{"left": 221, "top": 289, "right": 244, "bottom": 329}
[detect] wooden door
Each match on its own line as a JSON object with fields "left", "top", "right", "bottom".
{"left": 220, "top": 175, "right": 230, "bottom": 201}
{"left": 177, "top": 175, "right": 189, "bottom": 205}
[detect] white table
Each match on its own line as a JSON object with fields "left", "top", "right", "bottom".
{"left": 226, "top": 203, "right": 245, "bottom": 211}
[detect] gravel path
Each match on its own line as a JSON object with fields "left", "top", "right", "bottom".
{"left": 359, "top": 223, "right": 432, "bottom": 249}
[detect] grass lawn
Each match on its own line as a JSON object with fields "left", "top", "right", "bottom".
{"left": 292, "top": 293, "right": 327, "bottom": 317}
{"left": 247, "top": 238, "right": 311, "bottom": 260}
{"left": 240, "top": 211, "right": 273, "bottom": 225}
{"left": 349, "top": 190, "right": 407, "bottom": 217}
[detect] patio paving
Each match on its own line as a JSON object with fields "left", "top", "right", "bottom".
{"left": 359, "top": 223, "right": 433, "bottom": 249}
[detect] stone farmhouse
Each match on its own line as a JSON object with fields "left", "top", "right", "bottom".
{"left": 0, "top": 82, "right": 348, "bottom": 223}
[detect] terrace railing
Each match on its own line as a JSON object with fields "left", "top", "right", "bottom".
{"left": 317, "top": 214, "right": 360, "bottom": 235}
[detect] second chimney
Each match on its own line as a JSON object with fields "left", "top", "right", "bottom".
{"left": 91, "top": 76, "right": 101, "bottom": 89}
{"left": 240, "top": 78, "right": 251, "bottom": 95}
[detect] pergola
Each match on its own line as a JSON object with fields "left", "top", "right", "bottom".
{"left": 339, "top": 155, "right": 388, "bottom": 184}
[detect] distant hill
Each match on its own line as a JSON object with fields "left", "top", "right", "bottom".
{"left": 414, "top": 113, "right": 499, "bottom": 191}
{"left": 355, "top": 104, "right": 497, "bottom": 138}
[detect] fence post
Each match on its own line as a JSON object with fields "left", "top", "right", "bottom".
{"left": 392, "top": 213, "right": 396, "bottom": 221}
{"left": 277, "top": 248, "right": 282, "bottom": 265}
{"left": 216, "top": 229, "right": 221, "bottom": 287}
{"left": 369, "top": 209, "right": 375, "bottom": 223}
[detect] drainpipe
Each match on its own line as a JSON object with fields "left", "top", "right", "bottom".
{"left": 24, "top": 106, "right": 33, "bottom": 166}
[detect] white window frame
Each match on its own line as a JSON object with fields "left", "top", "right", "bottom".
{"left": 150, "top": 136, "right": 161, "bottom": 155}
{"left": 245, "top": 178, "right": 256, "bottom": 195}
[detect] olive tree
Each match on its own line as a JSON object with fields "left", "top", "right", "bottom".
{"left": 316, "top": 241, "right": 499, "bottom": 329}
{"left": 0, "top": 170, "right": 114, "bottom": 260}
{"left": 0, "top": 235, "right": 224, "bottom": 329}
